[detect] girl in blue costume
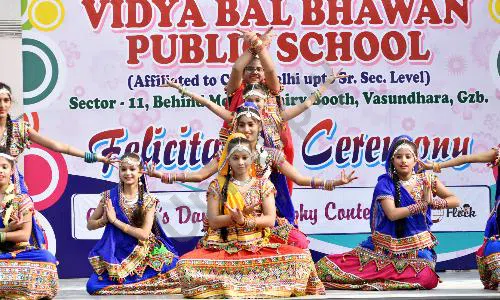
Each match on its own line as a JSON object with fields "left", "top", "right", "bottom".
{"left": 148, "top": 102, "right": 357, "bottom": 249}
{"left": 0, "top": 151, "right": 58, "bottom": 299}
{"left": 86, "top": 152, "right": 179, "bottom": 295}
{"left": 0, "top": 82, "right": 115, "bottom": 195}
{"left": 317, "top": 135, "right": 461, "bottom": 290}
{"left": 420, "top": 144, "right": 500, "bottom": 290}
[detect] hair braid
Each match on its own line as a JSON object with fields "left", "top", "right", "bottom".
{"left": 391, "top": 165, "right": 405, "bottom": 238}
{"left": 132, "top": 181, "right": 145, "bottom": 227}
{"left": 5, "top": 114, "right": 13, "bottom": 154}
{"left": 220, "top": 166, "right": 231, "bottom": 241}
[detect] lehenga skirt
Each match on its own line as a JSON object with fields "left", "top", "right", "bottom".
{"left": 316, "top": 246, "right": 439, "bottom": 291}
{"left": 86, "top": 257, "right": 180, "bottom": 295}
{"left": 0, "top": 248, "right": 59, "bottom": 299}
{"left": 477, "top": 237, "right": 500, "bottom": 290}
{"left": 177, "top": 245, "right": 325, "bottom": 298}
{"left": 269, "top": 217, "right": 310, "bottom": 249}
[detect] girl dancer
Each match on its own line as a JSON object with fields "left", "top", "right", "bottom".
{"left": 177, "top": 134, "right": 325, "bottom": 298}
{"left": 0, "top": 82, "right": 115, "bottom": 194}
{"left": 420, "top": 146, "right": 500, "bottom": 290}
{"left": 0, "top": 151, "right": 58, "bottom": 299}
{"left": 316, "top": 135, "right": 460, "bottom": 290}
{"left": 86, "top": 153, "right": 179, "bottom": 295}
{"left": 149, "top": 102, "right": 356, "bottom": 248}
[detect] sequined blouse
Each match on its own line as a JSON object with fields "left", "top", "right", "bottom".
{"left": 199, "top": 177, "right": 278, "bottom": 253}
{"left": 0, "top": 120, "right": 31, "bottom": 157}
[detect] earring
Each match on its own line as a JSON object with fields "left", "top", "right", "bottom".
{"left": 391, "top": 166, "right": 397, "bottom": 177}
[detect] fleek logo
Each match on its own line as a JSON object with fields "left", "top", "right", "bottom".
{"left": 432, "top": 203, "right": 477, "bottom": 223}
{"left": 446, "top": 203, "right": 477, "bottom": 218}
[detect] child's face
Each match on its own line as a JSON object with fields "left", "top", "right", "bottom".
{"left": 236, "top": 115, "right": 260, "bottom": 144}
{"left": 228, "top": 149, "right": 251, "bottom": 177}
{"left": 119, "top": 159, "right": 141, "bottom": 186}
{"left": 243, "top": 60, "right": 264, "bottom": 84}
{"left": 392, "top": 148, "right": 417, "bottom": 178}
{"left": 0, "top": 157, "right": 13, "bottom": 186}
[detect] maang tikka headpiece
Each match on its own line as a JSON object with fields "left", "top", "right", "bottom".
{"left": 120, "top": 156, "right": 141, "bottom": 168}
{"left": 391, "top": 140, "right": 417, "bottom": 160}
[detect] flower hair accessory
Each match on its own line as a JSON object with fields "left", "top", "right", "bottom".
{"left": 392, "top": 142, "right": 417, "bottom": 159}
{"left": 227, "top": 142, "right": 252, "bottom": 158}
{"left": 120, "top": 156, "right": 141, "bottom": 167}
{"left": 0, "top": 152, "right": 16, "bottom": 162}
{"left": 235, "top": 102, "right": 261, "bottom": 121}
{"left": 243, "top": 90, "right": 267, "bottom": 101}
{"left": 0, "top": 88, "right": 11, "bottom": 97}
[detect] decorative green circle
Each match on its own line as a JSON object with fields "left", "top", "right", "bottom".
{"left": 23, "top": 51, "right": 46, "bottom": 92}
{"left": 22, "top": 0, "right": 33, "bottom": 30}
{"left": 22, "top": 38, "right": 59, "bottom": 105}
{"left": 21, "top": 0, "right": 28, "bottom": 15}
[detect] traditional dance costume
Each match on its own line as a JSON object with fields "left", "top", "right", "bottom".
{"left": 0, "top": 185, "right": 58, "bottom": 299}
{"left": 476, "top": 144, "right": 500, "bottom": 290}
{"left": 178, "top": 175, "right": 324, "bottom": 298}
{"left": 86, "top": 186, "right": 179, "bottom": 295}
{"left": 317, "top": 136, "right": 440, "bottom": 290}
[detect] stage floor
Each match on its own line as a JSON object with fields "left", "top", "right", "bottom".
{"left": 56, "top": 270, "right": 498, "bottom": 299}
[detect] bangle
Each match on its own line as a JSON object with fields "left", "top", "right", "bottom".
{"left": 161, "top": 173, "right": 176, "bottom": 184}
{"left": 179, "top": 172, "right": 187, "bottom": 182}
{"left": 84, "top": 152, "right": 98, "bottom": 163}
{"left": 161, "top": 173, "right": 171, "bottom": 184}
{"left": 313, "top": 90, "right": 322, "bottom": 102}
{"left": 179, "top": 86, "right": 188, "bottom": 97}
{"left": 310, "top": 177, "right": 326, "bottom": 189}
{"left": 111, "top": 218, "right": 117, "bottom": 225}
{"left": 407, "top": 202, "right": 428, "bottom": 215}
{"left": 244, "top": 216, "right": 256, "bottom": 230}
{"left": 251, "top": 38, "right": 263, "bottom": 48}
{"left": 432, "top": 162, "right": 441, "bottom": 173}
{"left": 268, "top": 85, "right": 284, "bottom": 96}
{"left": 430, "top": 198, "right": 447, "bottom": 210}
{"left": 123, "top": 224, "right": 130, "bottom": 233}
{"left": 324, "top": 180, "right": 336, "bottom": 191}
{"left": 248, "top": 38, "right": 264, "bottom": 56}
{"left": 237, "top": 217, "right": 246, "bottom": 227}
{"left": 162, "top": 172, "right": 186, "bottom": 183}
{"left": 0, "top": 232, "right": 5, "bottom": 243}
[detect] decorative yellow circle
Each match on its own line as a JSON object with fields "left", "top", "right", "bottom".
{"left": 28, "top": 0, "right": 65, "bottom": 32}
{"left": 489, "top": 0, "right": 500, "bottom": 23}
